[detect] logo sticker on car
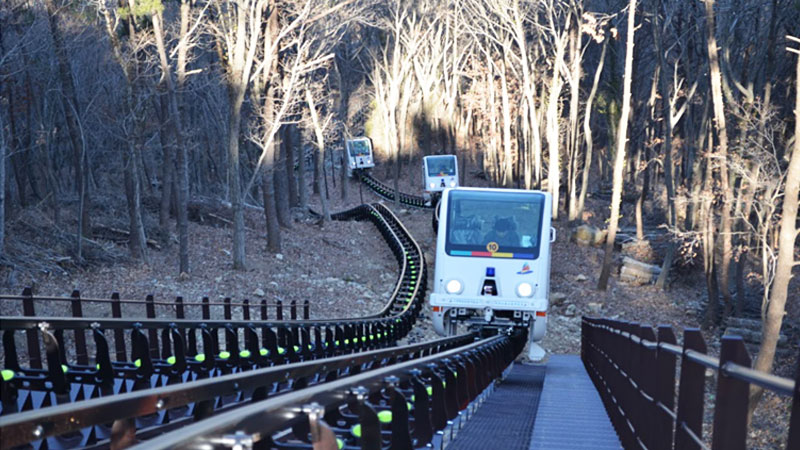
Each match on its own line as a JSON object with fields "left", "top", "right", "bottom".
{"left": 517, "top": 263, "right": 533, "bottom": 275}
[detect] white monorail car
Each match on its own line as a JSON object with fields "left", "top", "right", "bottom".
{"left": 429, "top": 187, "right": 554, "bottom": 360}
{"left": 422, "top": 155, "right": 459, "bottom": 193}
{"left": 346, "top": 137, "right": 375, "bottom": 170}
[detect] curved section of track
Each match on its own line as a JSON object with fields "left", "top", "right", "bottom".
{"left": 0, "top": 203, "right": 426, "bottom": 447}
{"left": 357, "top": 171, "right": 432, "bottom": 209}
{"left": 0, "top": 203, "right": 528, "bottom": 450}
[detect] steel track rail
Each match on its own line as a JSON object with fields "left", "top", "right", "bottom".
{"left": 357, "top": 171, "right": 432, "bottom": 209}
{"left": 134, "top": 329, "right": 526, "bottom": 450}
{"left": 2, "top": 204, "right": 421, "bottom": 328}
{"left": 0, "top": 333, "right": 478, "bottom": 449}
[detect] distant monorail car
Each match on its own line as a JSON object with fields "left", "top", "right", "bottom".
{"left": 346, "top": 137, "right": 375, "bottom": 170}
{"left": 423, "top": 155, "right": 458, "bottom": 193}
{"left": 429, "top": 187, "right": 554, "bottom": 361}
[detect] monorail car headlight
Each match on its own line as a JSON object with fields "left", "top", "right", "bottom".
{"left": 516, "top": 282, "right": 534, "bottom": 298}
{"left": 449, "top": 181, "right": 456, "bottom": 187}
{"left": 445, "top": 279, "right": 464, "bottom": 294}
{"left": 429, "top": 182, "right": 436, "bottom": 189}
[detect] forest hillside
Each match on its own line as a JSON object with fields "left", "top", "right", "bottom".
{"left": 0, "top": 0, "right": 799, "bottom": 447}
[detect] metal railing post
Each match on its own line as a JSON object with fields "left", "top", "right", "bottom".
{"left": 655, "top": 325, "right": 677, "bottom": 450}
{"left": 711, "top": 336, "right": 751, "bottom": 450}
{"left": 21, "top": 287, "right": 41, "bottom": 369}
{"left": 70, "top": 290, "right": 88, "bottom": 365}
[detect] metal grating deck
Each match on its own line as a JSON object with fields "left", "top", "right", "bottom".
{"left": 447, "top": 363, "right": 546, "bottom": 450}
{"left": 529, "top": 355, "right": 622, "bottom": 449}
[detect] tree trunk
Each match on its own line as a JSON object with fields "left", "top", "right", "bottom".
{"left": 567, "top": 24, "right": 582, "bottom": 221}
{"left": 295, "top": 125, "right": 307, "bottom": 209}
{"left": 653, "top": 0, "right": 677, "bottom": 228}
{"left": 704, "top": 0, "right": 734, "bottom": 317}
{"left": 274, "top": 132, "right": 292, "bottom": 227}
{"left": 635, "top": 144, "right": 649, "bottom": 241}
{"left": 312, "top": 134, "right": 321, "bottom": 196}
{"left": 227, "top": 82, "right": 247, "bottom": 269}
{"left": 99, "top": 2, "right": 148, "bottom": 262}
{"left": 653, "top": 1, "right": 678, "bottom": 289}
{"left": 257, "top": 78, "right": 282, "bottom": 251}
{"left": 333, "top": 55, "right": 349, "bottom": 201}
{"left": 577, "top": 40, "right": 607, "bottom": 219}
{"left": 500, "top": 51, "right": 513, "bottom": 188}
{"left": 735, "top": 162, "right": 760, "bottom": 313}
{"left": 7, "top": 87, "right": 28, "bottom": 208}
{"left": 702, "top": 130, "right": 719, "bottom": 327}
{"left": 152, "top": 11, "right": 189, "bottom": 275}
{"left": 306, "top": 90, "right": 331, "bottom": 221}
{"left": 598, "top": 0, "right": 636, "bottom": 291}
{"left": 749, "top": 44, "right": 800, "bottom": 417}
{"left": 157, "top": 93, "right": 174, "bottom": 228}
{"left": 284, "top": 125, "right": 299, "bottom": 207}
{"left": 124, "top": 142, "right": 148, "bottom": 261}
{"left": 44, "top": 0, "right": 91, "bottom": 238}
{"left": 547, "top": 36, "right": 566, "bottom": 218}
{"left": 0, "top": 111, "right": 6, "bottom": 256}
{"left": 262, "top": 162, "right": 281, "bottom": 252}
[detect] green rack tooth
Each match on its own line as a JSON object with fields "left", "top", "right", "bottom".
{"left": 377, "top": 410, "right": 392, "bottom": 423}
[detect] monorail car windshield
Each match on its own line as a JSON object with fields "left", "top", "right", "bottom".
{"left": 446, "top": 190, "right": 545, "bottom": 258}
{"left": 430, "top": 187, "right": 554, "bottom": 361}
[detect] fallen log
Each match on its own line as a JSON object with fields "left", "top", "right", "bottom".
{"left": 92, "top": 225, "right": 162, "bottom": 250}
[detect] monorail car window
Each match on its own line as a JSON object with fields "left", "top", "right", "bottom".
{"left": 426, "top": 155, "right": 456, "bottom": 176}
{"left": 445, "top": 190, "right": 545, "bottom": 259}
{"left": 348, "top": 141, "right": 371, "bottom": 156}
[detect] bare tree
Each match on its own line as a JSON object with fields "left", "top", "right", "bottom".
{"left": 748, "top": 36, "right": 800, "bottom": 416}
{"left": 598, "top": 0, "right": 636, "bottom": 291}
{"left": 151, "top": 0, "right": 205, "bottom": 275}
{"left": 209, "top": 0, "right": 267, "bottom": 269}
{"left": 305, "top": 87, "right": 331, "bottom": 220}
{"left": 44, "top": 0, "right": 92, "bottom": 246}
{"left": 464, "top": 0, "right": 544, "bottom": 189}
{"left": 243, "top": 0, "right": 353, "bottom": 250}
{"left": 0, "top": 111, "right": 5, "bottom": 256}
{"left": 544, "top": 7, "right": 570, "bottom": 218}
{"left": 368, "top": 0, "right": 424, "bottom": 207}
{"left": 576, "top": 23, "right": 608, "bottom": 220}
{"left": 96, "top": 0, "right": 150, "bottom": 262}
{"left": 703, "top": 0, "right": 735, "bottom": 317}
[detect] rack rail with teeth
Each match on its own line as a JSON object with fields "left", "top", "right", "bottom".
{"left": 134, "top": 329, "right": 526, "bottom": 450}
{"left": 356, "top": 171, "right": 432, "bottom": 209}
{"left": 0, "top": 203, "right": 433, "bottom": 449}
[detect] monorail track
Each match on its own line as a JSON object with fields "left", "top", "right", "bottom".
{"left": 0, "top": 203, "right": 455, "bottom": 449}
{"left": 356, "top": 171, "right": 432, "bottom": 210}
{"left": 0, "top": 202, "right": 530, "bottom": 449}
{"left": 0, "top": 330, "right": 526, "bottom": 449}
